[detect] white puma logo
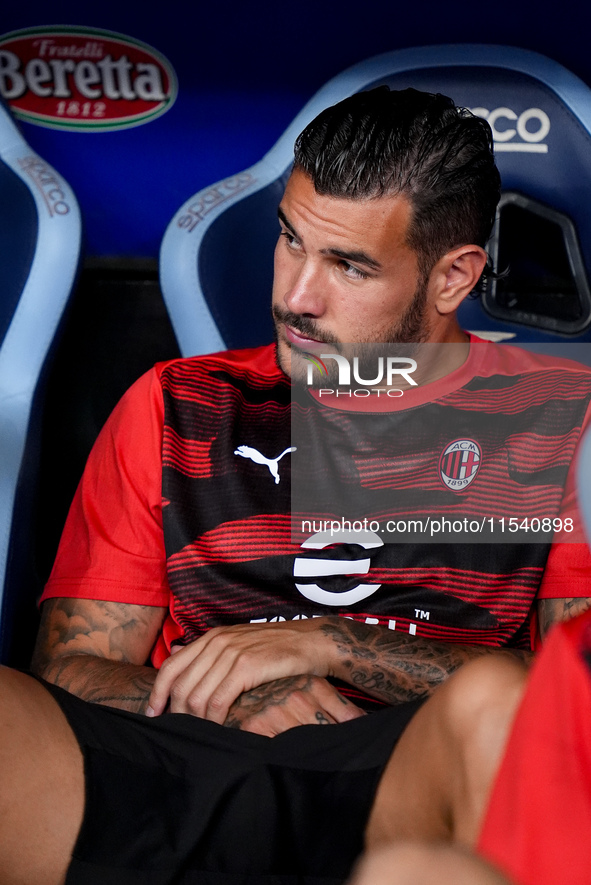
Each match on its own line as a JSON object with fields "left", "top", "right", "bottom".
{"left": 234, "top": 445, "right": 297, "bottom": 484}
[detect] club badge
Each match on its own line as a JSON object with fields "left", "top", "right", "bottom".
{"left": 438, "top": 439, "right": 481, "bottom": 491}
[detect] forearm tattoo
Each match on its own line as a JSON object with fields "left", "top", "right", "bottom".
{"left": 224, "top": 674, "right": 353, "bottom": 730}
{"left": 320, "top": 617, "right": 532, "bottom": 705}
{"left": 538, "top": 597, "right": 591, "bottom": 641}
{"left": 31, "top": 598, "right": 160, "bottom": 713}
{"left": 39, "top": 655, "right": 156, "bottom": 713}
{"left": 224, "top": 674, "right": 317, "bottom": 729}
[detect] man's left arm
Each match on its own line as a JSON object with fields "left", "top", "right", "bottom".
{"left": 534, "top": 428, "right": 591, "bottom": 641}
{"left": 148, "top": 617, "right": 532, "bottom": 723}
{"left": 538, "top": 596, "right": 591, "bottom": 641}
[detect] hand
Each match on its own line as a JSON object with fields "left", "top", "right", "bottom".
{"left": 224, "top": 675, "right": 365, "bottom": 736}
{"left": 147, "top": 620, "right": 335, "bottom": 723}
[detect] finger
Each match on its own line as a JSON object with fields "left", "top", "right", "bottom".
{"left": 151, "top": 639, "right": 256, "bottom": 719}
{"left": 167, "top": 651, "right": 241, "bottom": 718}
{"left": 192, "top": 657, "right": 286, "bottom": 723}
{"left": 148, "top": 642, "right": 211, "bottom": 715}
{"left": 312, "top": 682, "right": 366, "bottom": 723}
{"left": 148, "top": 654, "right": 187, "bottom": 716}
{"left": 227, "top": 707, "right": 311, "bottom": 737}
{"left": 149, "top": 629, "right": 245, "bottom": 715}
{"left": 312, "top": 709, "right": 336, "bottom": 725}
{"left": 228, "top": 702, "right": 338, "bottom": 736}
{"left": 148, "top": 626, "right": 258, "bottom": 716}
{"left": 182, "top": 645, "right": 310, "bottom": 723}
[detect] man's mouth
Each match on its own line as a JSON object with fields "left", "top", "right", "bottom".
{"left": 283, "top": 324, "right": 327, "bottom": 347}
{"left": 272, "top": 307, "right": 335, "bottom": 349}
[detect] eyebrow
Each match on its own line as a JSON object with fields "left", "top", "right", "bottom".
{"left": 277, "top": 207, "right": 382, "bottom": 272}
{"left": 277, "top": 207, "right": 297, "bottom": 235}
{"left": 321, "top": 247, "right": 382, "bottom": 271}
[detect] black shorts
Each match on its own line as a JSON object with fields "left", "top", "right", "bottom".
{"left": 40, "top": 680, "right": 422, "bottom": 885}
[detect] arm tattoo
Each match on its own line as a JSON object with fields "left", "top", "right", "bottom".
{"left": 321, "top": 617, "right": 532, "bottom": 705}
{"left": 32, "top": 598, "right": 162, "bottom": 668}
{"left": 224, "top": 675, "right": 346, "bottom": 729}
{"left": 225, "top": 675, "right": 315, "bottom": 728}
{"left": 538, "top": 597, "right": 591, "bottom": 641}
{"left": 40, "top": 655, "right": 157, "bottom": 714}
{"left": 31, "top": 598, "right": 164, "bottom": 713}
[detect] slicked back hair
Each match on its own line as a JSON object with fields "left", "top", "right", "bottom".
{"left": 293, "top": 86, "right": 501, "bottom": 279}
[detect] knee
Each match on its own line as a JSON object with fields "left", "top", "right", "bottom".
{"left": 438, "top": 654, "right": 529, "bottom": 773}
{"left": 350, "top": 842, "right": 511, "bottom": 885}
{"left": 444, "top": 654, "right": 527, "bottom": 727}
{"left": 0, "top": 665, "right": 37, "bottom": 706}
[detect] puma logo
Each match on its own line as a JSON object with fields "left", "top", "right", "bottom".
{"left": 234, "top": 445, "right": 297, "bottom": 484}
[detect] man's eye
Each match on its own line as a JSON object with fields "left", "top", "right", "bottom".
{"left": 280, "top": 230, "right": 300, "bottom": 249}
{"left": 341, "top": 261, "right": 369, "bottom": 280}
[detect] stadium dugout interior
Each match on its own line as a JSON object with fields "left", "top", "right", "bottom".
{"left": 7, "top": 43, "right": 591, "bottom": 664}
{"left": 160, "top": 44, "right": 591, "bottom": 355}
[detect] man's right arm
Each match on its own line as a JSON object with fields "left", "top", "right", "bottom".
{"left": 31, "top": 598, "right": 364, "bottom": 732}
{"left": 31, "top": 598, "right": 167, "bottom": 714}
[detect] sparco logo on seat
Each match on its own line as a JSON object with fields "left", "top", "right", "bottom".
{"left": 469, "top": 106, "right": 550, "bottom": 153}
{"left": 0, "top": 26, "right": 177, "bottom": 131}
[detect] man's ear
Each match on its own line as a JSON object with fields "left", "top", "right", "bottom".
{"left": 430, "top": 245, "right": 488, "bottom": 315}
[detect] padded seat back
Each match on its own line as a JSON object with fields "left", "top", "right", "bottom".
{"left": 160, "top": 45, "right": 591, "bottom": 356}
{"left": 0, "top": 98, "right": 82, "bottom": 666}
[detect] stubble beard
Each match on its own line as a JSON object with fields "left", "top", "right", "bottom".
{"left": 273, "top": 274, "right": 430, "bottom": 386}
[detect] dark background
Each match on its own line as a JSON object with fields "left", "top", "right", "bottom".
{"left": 3, "top": 0, "right": 590, "bottom": 259}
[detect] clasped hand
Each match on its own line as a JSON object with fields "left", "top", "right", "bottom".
{"left": 146, "top": 620, "right": 363, "bottom": 735}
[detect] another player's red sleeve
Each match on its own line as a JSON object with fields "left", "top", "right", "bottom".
{"left": 41, "top": 366, "right": 170, "bottom": 608}
{"left": 478, "top": 611, "right": 591, "bottom": 885}
{"left": 536, "top": 432, "right": 591, "bottom": 601}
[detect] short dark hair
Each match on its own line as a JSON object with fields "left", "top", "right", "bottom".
{"left": 293, "top": 86, "right": 501, "bottom": 278}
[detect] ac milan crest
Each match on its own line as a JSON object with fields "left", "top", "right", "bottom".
{"left": 438, "top": 439, "right": 482, "bottom": 491}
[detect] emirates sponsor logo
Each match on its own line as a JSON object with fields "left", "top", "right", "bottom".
{"left": 438, "top": 439, "right": 482, "bottom": 491}
{"left": 0, "top": 26, "right": 177, "bottom": 131}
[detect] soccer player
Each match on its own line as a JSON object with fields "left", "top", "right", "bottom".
{"left": 11, "top": 85, "right": 590, "bottom": 881}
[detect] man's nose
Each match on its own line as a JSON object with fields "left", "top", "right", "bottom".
{"left": 283, "top": 262, "right": 326, "bottom": 317}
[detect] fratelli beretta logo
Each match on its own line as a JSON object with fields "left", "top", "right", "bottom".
{"left": 0, "top": 26, "right": 177, "bottom": 131}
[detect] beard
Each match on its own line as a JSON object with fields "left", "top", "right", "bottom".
{"left": 273, "top": 274, "right": 430, "bottom": 386}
